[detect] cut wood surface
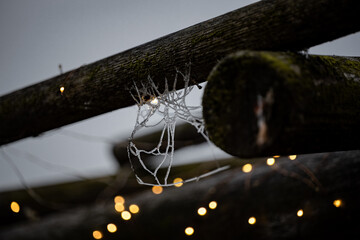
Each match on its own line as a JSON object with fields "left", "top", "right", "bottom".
{"left": 1, "top": 151, "right": 360, "bottom": 239}
{"left": 1, "top": 0, "right": 360, "bottom": 145}
{"left": 203, "top": 51, "right": 360, "bottom": 158}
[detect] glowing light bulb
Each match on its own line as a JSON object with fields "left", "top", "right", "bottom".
{"left": 333, "top": 199, "right": 342, "bottom": 208}
{"left": 129, "top": 204, "right": 140, "bottom": 214}
{"left": 173, "top": 178, "right": 183, "bottom": 187}
{"left": 60, "top": 86, "right": 65, "bottom": 93}
{"left": 273, "top": 155, "right": 280, "bottom": 158}
{"left": 121, "top": 210, "right": 131, "bottom": 220}
{"left": 152, "top": 186, "right": 163, "bottom": 194}
{"left": 197, "top": 207, "right": 207, "bottom": 216}
{"left": 209, "top": 201, "right": 217, "bottom": 209}
{"left": 107, "top": 223, "right": 117, "bottom": 233}
{"left": 242, "top": 163, "right": 252, "bottom": 173}
{"left": 297, "top": 209, "right": 304, "bottom": 217}
{"left": 289, "top": 155, "right": 297, "bottom": 160}
{"left": 150, "top": 97, "right": 159, "bottom": 105}
{"left": 267, "top": 158, "right": 275, "bottom": 166}
{"left": 92, "top": 230, "right": 103, "bottom": 239}
{"left": 114, "top": 195, "right": 125, "bottom": 204}
{"left": 115, "top": 202, "right": 125, "bottom": 212}
{"left": 10, "top": 201, "right": 20, "bottom": 213}
{"left": 185, "top": 227, "right": 194, "bottom": 236}
{"left": 248, "top": 217, "right": 256, "bottom": 225}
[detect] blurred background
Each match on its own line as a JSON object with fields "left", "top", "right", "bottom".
{"left": 0, "top": 0, "right": 359, "bottom": 191}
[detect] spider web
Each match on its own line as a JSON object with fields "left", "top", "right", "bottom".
{"left": 127, "top": 69, "right": 229, "bottom": 186}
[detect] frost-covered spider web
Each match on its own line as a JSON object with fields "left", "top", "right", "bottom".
{"left": 127, "top": 69, "right": 229, "bottom": 186}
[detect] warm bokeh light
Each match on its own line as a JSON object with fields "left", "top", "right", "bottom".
{"left": 248, "top": 217, "right": 256, "bottom": 225}
{"left": 92, "top": 230, "right": 103, "bottom": 239}
{"left": 115, "top": 202, "right": 125, "bottom": 212}
{"left": 10, "top": 201, "right": 20, "bottom": 213}
{"left": 150, "top": 97, "right": 159, "bottom": 105}
{"left": 129, "top": 204, "right": 140, "bottom": 214}
{"left": 333, "top": 199, "right": 342, "bottom": 208}
{"left": 242, "top": 163, "right": 252, "bottom": 173}
{"left": 185, "top": 227, "right": 194, "bottom": 236}
{"left": 173, "top": 178, "right": 184, "bottom": 187}
{"left": 297, "top": 209, "right": 304, "bottom": 217}
{"left": 289, "top": 155, "right": 297, "bottom": 160}
{"left": 107, "top": 223, "right": 117, "bottom": 233}
{"left": 273, "top": 155, "right": 280, "bottom": 158}
{"left": 114, "top": 195, "right": 125, "bottom": 204}
{"left": 121, "top": 210, "right": 132, "bottom": 220}
{"left": 60, "top": 86, "right": 65, "bottom": 93}
{"left": 267, "top": 158, "right": 275, "bottom": 166}
{"left": 209, "top": 201, "right": 217, "bottom": 209}
{"left": 152, "top": 186, "right": 163, "bottom": 194}
{"left": 197, "top": 207, "right": 207, "bottom": 216}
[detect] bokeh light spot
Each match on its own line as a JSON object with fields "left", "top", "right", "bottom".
{"left": 121, "top": 210, "right": 132, "bottom": 220}
{"left": 152, "top": 186, "right": 163, "bottom": 194}
{"left": 129, "top": 204, "right": 140, "bottom": 214}
{"left": 242, "top": 164, "right": 252, "bottom": 173}
{"left": 10, "top": 201, "right": 20, "bottom": 213}
{"left": 185, "top": 227, "right": 194, "bottom": 236}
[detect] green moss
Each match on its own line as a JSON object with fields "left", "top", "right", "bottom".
{"left": 203, "top": 51, "right": 360, "bottom": 157}
{"left": 191, "top": 30, "right": 225, "bottom": 46}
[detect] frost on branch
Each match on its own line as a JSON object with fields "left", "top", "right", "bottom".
{"left": 127, "top": 69, "right": 228, "bottom": 186}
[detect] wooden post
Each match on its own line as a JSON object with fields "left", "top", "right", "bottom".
{"left": 1, "top": 0, "right": 360, "bottom": 146}
{"left": 203, "top": 51, "right": 360, "bottom": 158}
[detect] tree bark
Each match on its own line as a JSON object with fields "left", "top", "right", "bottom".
{"left": 1, "top": 0, "right": 360, "bottom": 145}
{"left": 203, "top": 51, "right": 360, "bottom": 158}
{"left": 1, "top": 151, "right": 360, "bottom": 239}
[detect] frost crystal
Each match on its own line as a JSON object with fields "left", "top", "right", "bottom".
{"left": 128, "top": 70, "right": 228, "bottom": 186}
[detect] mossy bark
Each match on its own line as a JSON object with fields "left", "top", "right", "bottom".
{"left": 203, "top": 51, "right": 360, "bottom": 158}
{"left": 1, "top": 0, "right": 360, "bottom": 145}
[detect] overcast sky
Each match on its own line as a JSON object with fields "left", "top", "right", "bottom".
{"left": 0, "top": 0, "right": 359, "bottom": 191}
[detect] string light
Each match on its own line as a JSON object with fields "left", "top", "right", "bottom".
{"left": 242, "top": 163, "right": 252, "bottom": 173}
{"left": 289, "top": 155, "right": 297, "bottom": 160}
{"left": 197, "top": 207, "right": 207, "bottom": 216}
{"left": 209, "top": 201, "right": 217, "bottom": 209}
{"left": 173, "top": 178, "right": 184, "bottom": 187}
{"left": 10, "top": 201, "right": 20, "bottom": 213}
{"left": 115, "top": 202, "right": 125, "bottom": 212}
{"left": 92, "top": 230, "right": 103, "bottom": 239}
{"left": 150, "top": 97, "right": 159, "bottom": 106}
{"left": 114, "top": 195, "right": 125, "bottom": 204}
{"left": 60, "top": 86, "right": 65, "bottom": 94}
{"left": 266, "top": 158, "right": 275, "bottom": 166}
{"left": 121, "top": 210, "right": 132, "bottom": 220}
{"left": 185, "top": 227, "right": 194, "bottom": 236}
{"left": 152, "top": 186, "right": 163, "bottom": 194}
{"left": 333, "top": 199, "right": 342, "bottom": 208}
{"left": 129, "top": 204, "right": 140, "bottom": 214}
{"left": 248, "top": 217, "right": 256, "bottom": 225}
{"left": 107, "top": 223, "right": 117, "bottom": 233}
{"left": 297, "top": 209, "right": 304, "bottom": 217}
{"left": 273, "top": 155, "right": 280, "bottom": 158}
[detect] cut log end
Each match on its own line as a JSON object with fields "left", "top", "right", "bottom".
{"left": 202, "top": 51, "right": 360, "bottom": 158}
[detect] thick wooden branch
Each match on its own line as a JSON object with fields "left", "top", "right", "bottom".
{"left": 203, "top": 51, "right": 360, "bottom": 158}
{"left": 1, "top": 151, "right": 360, "bottom": 239}
{"left": 1, "top": 0, "right": 360, "bottom": 145}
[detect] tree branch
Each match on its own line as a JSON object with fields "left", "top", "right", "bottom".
{"left": 1, "top": 0, "right": 359, "bottom": 145}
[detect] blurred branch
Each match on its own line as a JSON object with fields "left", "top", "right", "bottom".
{"left": 1, "top": 151, "right": 360, "bottom": 239}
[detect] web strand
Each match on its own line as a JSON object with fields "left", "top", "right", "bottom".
{"left": 127, "top": 69, "right": 228, "bottom": 186}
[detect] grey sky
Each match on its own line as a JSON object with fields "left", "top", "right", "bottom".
{"left": 0, "top": 0, "right": 359, "bottom": 191}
